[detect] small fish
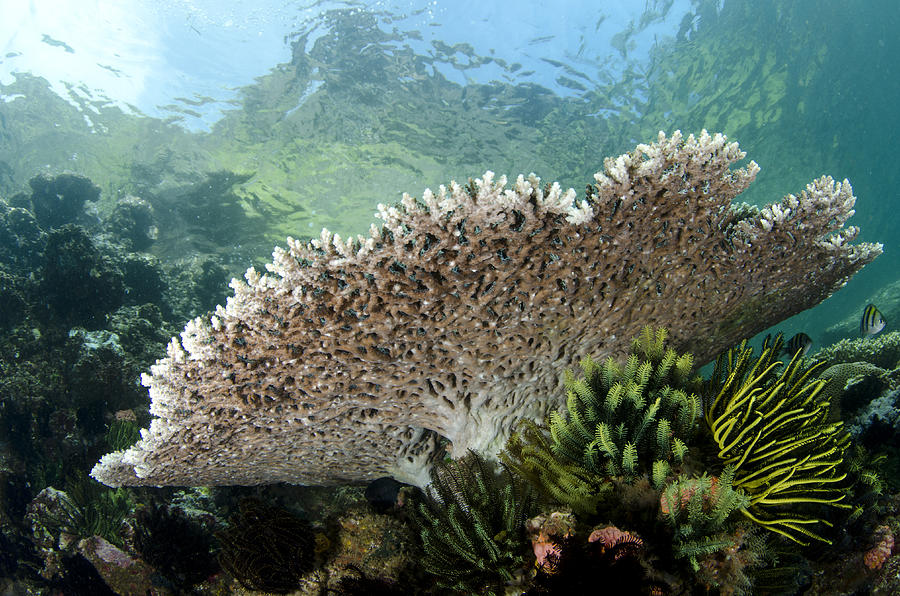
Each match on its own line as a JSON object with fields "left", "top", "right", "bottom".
{"left": 860, "top": 303, "right": 886, "bottom": 337}
{"left": 785, "top": 332, "right": 812, "bottom": 357}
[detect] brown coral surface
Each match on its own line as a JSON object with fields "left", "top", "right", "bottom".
{"left": 92, "top": 130, "right": 881, "bottom": 488}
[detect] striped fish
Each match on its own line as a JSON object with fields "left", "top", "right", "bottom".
{"left": 785, "top": 332, "right": 812, "bottom": 357}
{"left": 860, "top": 303, "right": 886, "bottom": 336}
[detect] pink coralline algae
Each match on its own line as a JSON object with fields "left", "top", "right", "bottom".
{"left": 864, "top": 525, "right": 894, "bottom": 570}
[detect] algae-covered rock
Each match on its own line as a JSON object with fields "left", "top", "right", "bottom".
{"left": 28, "top": 173, "right": 100, "bottom": 230}
{"left": 77, "top": 535, "right": 163, "bottom": 595}
{"left": 813, "top": 331, "right": 900, "bottom": 370}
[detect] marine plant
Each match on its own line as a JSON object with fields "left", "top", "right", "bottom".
{"left": 217, "top": 498, "right": 316, "bottom": 594}
{"left": 408, "top": 450, "right": 536, "bottom": 594}
{"left": 703, "top": 334, "right": 851, "bottom": 544}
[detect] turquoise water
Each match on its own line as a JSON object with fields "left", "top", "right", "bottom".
{"left": 1, "top": 0, "right": 896, "bottom": 337}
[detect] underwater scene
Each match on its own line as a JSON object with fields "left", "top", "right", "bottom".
{"left": 2, "top": 0, "right": 900, "bottom": 594}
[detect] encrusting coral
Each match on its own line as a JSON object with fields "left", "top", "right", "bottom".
{"left": 813, "top": 331, "right": 900, "bottom": 370}
{"left": 91, "top": 130, "right": 881, "bottom": 488}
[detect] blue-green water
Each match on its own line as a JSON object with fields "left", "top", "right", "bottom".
{"left": 2, "top": 0, "right": 897, "bottom": 337}
{"left": 2, "top": 1, "right": 900, "bottom": 593}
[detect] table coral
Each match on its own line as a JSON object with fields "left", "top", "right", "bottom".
{"left": 91, "top": 130, "right": 881, "bottom": 488}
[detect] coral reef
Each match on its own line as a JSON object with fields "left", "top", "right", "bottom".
{"left": 813, "top": 331, "right": 900, "bottom": 370}
{"left": 864, "top": 525, "right": 894, "bottom": 570}
{"left": 524, "top": 510, "right": 577, "bottom": 570}
{"left": 76, "top": 535, "right": 158, "bottom": 595}
{"left": 310, "top": 506, "right": 420, "bottom": 594}
{"left": 417, "top": 328, "right": 781, "bottom": 592}
{"left": 818, "top": 361, "right": 889, "bottom": 414}
{"left": 40, "top": 224, "right": 126, "bottom": 329}
{"left": 103, "top": 195, "right": 158, "bottom": 251}
{"left": 92, "top": 130, "right": 880, "bottom": 488}
{"left": 525, "top": 527, "right": 660, "bottom": 595}
{"left": 0, "top": 174, "right": 236, "bottom": 593}
{"left": 25, "top": 173, "right": 99, "bottom": 230}
{"left": 843, "top": 388, "right": 900, "bottom": 471}
{"left": 326, "top": 566, "right": 406, "bottom": 596}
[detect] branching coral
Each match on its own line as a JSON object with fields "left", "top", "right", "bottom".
{"left": 813, "top": 330, "right": 900, "bottom": 370}
{"left": 703, "top": 335, "right": 851, "bottom": 544}
{"left": 91, "top": 130, "right": 880, "bottom": 488}
{"left": 408, "top": 451, "right": 536, "bottom": 594}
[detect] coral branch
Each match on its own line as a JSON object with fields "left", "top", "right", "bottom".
{"left": 92, "top": 130, "right": 880, "bottom": 487}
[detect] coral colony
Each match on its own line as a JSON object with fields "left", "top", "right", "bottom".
{"left": 91, "top": 131, "right": 880, "bottom": 489}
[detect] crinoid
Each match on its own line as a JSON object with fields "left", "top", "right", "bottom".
{"left": 659, "top": 466, "right": 749, "bottom": 571}
{"left": 502, "top": 418, "right": 611, "bottom": 515}
{"left": 550, "top": 326, "right": 700, "bottom": 480}
{"left": 217, "top": 498, "right": 315, "bottom": 593}
{"left": 408, "top": 451, "right": 536, "bottom": 595}
{"left": 133, "top": 504, "right": 218, "bottom": 588}
{"left": 502, "top": 326, "right": 702, "bottom": 517}
{"left": 60, "top": 471, "right": 134, "bottom": 548}
{"left": 703, "top": 334, "right": 851, "bottom": 544}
